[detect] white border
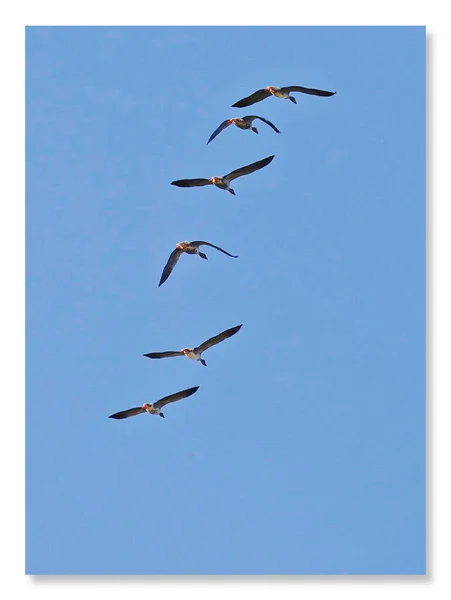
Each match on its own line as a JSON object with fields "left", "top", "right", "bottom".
{"left": 1, "top": 2, "right": 449, "bottom": 598}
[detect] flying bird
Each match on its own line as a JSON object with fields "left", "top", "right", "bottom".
{"left": 144, "top": 324, "right": 242, "bottom": 367}
{"left": 171, "top": 155, "right": 274, "bottom": 195}
{"left": 207, "top": 116, "right": 280, "bottom": 145}
{"left": 159, "top": 240, "right": 238, "bottom": 287}
{"left": 232, "top": 85, "right": 336, "bottom": 108}
{"left": 108, "top": 386, "right": 200, "bottom": 420}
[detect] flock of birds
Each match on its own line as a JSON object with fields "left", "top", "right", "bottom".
{"left": 109, "top": 83, "right": 336, "bottom": 422}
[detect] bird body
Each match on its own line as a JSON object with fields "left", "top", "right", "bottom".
{"left": 182, "top": 349, "right": 201, "bottom": 361}
{"left": 175, "top": 241, "right": 204, "bottom": 255}
{"left": 232, "top": 117, "right": 254, "bottom": 130}
{"left": 267, "top": 86, "right": 293, "bottom": 100}
{"left": 143, "top": 403, "right": 164, "bottom": 417}
{"left": 209, "top": 176, "right": 233, "bottom": 193}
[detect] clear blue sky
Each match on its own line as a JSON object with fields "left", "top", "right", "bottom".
{"left": 26, "top": 26, "right": 425, "bottom": 575}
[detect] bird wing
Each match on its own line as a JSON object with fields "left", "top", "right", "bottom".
{"left": 195, "top": 324, "right": 242, "bottom": 354}
{"left": 158, "top": 248, "right": 183, "bottom": 287}
{"left": 281, "top": 85, "right": 336, "bottom": 97}
{"left": 108, "top": 406, "right": 146, "bottom": 420}
{"left": 224, "top": 155, "right": 275, "bottom": 181}
{"left": 231, "top": 89, "right": 271, "bottom": 108}
{"left": 154, "top": 386, "right": 200, "bottom": 409}
{"left": 207, "top": 120, "right": 233, "bottom": 144}
{"left": 246, "top": 115, "right": 280, "bottom": 133}
{"left": 143, "top": 351, "right": 182, "bottom": 359}
{"left": 171, "top": 178, "right": 212, "bottom": 188}
{"left": 191, "top": 241, "right": 238, "bottom": 258}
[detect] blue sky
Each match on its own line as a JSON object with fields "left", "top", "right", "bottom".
{"left": 25, "top": 26, "right": 425, "bottom": 575}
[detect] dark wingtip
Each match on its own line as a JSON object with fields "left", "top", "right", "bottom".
{"left": 188, "top": 385, "right": 200, "bottom": 394}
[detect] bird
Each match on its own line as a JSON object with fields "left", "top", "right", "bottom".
{"left": 144, "top": 324, "right": 242, "bottom": 367}
{"left": 158, "top": 240, "right": 238, "bottom": 287}
{"left": 108, "top": 386, "right": 200, "bottom": 420}
{"left": 171, "top": 155, "right": 274, "bottom": 195}
{"left": 232, "top": 85, "right": 336, "bottom": 108}
{"left": 207, "top": 116, "right": 280, "bottom": 145}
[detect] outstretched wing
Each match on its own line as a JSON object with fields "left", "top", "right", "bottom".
{"left": 245, "top": 115, "right": 280, "bottom": 133}
{"left": 143, "top": 351, "right": 182, "bottom": 359}
{"left": 232, "top": 89, "right": 271, "bottom": 108}
{"left": 154, "top": 386, "right": 200, "bottom": 409}
{"left": 171, "top": 178, "right": 212, "bottom": 188}
{"left": 109, "top": 406, "right": 146, "bottom": 420}
{"left": 191, "top": 241, "right": 238, "bottom": 258}
{"left": 224, "top": 155, "right": 274, "bottom": 182}
{"left": 195, "top": 324, "right": 242, "bottom": 354}
{"left": 281, "top": 85, "right": 336, "bottom": 97}
{"left": 207, "top": 120, "right": 233, "bottom": 145}
{"left": 159, "top": 248, "right": 183, "bottom": 287}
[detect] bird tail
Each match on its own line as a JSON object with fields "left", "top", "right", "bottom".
{"left": 288, "top": 96, "right": 297, "bottom": 104}
{"left": 251, "top": 127, "right": 258, "bottom": 134}
{"left": 228, "top": 188, "right": 236, "bottom": 195}
{"left": 200, "top": 359, "right": 207, "bottom": 367}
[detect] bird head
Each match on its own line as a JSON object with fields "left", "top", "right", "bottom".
{"left": 176, "top": 241, "right": 189, "bottom": 250}
{"left": 180, "top": 348, "right": 192, "bottom": 356}
{"left": 209, "top": 176, "right": 221, "bottom": 185}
